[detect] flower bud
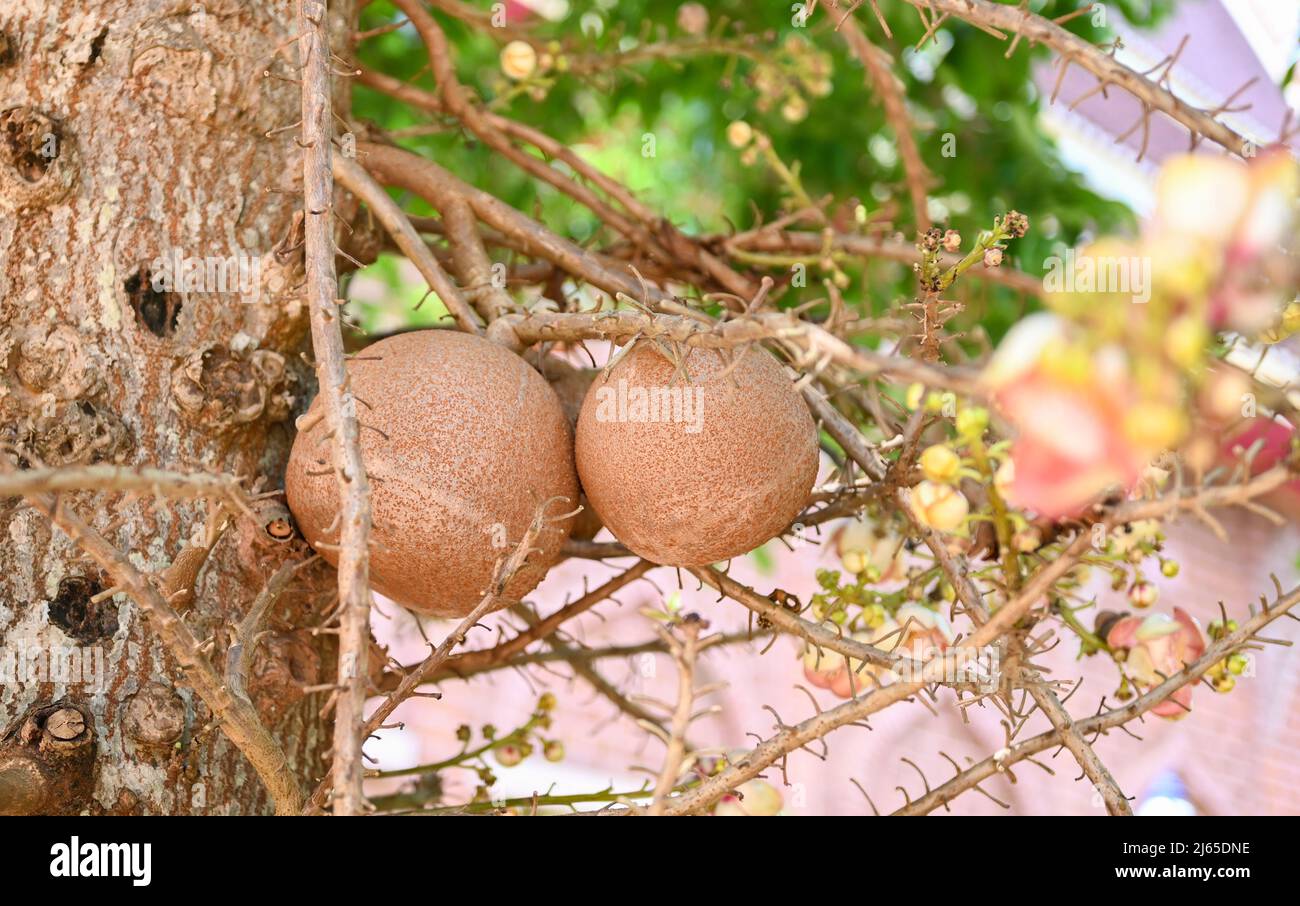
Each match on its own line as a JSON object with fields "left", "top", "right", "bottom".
{"left": 1128, "top": 581, "right": 1158, "bottom": 608}
{"left": 676, "top": 2, "right": 709, "bottom": 35}
{"left": 494, "top": 743, "right": 524, "bottom": 767}
{"left": 908, "top": 481, "right": 969, "bottom": 532}
{"left": 994, "top": 458, "right": 1014, "bottom": 499}
{"left": 1013, "top": 527, "right": 1042, "bottom": 552}
{"left": 781, "top": 95, "right": 808, "bottom": 123}
{"left": 919, "top": 444, "right": 961, "bottom": 483}
{"left": 500, "top": 40, "right": 537, "bottom": 81}
{"left": 955, "top": 406, "right": 989, "bottom": 439}
{"left": 726, "top": 120, "right": 753, "bottom": 148}
{"left": 714, "top": 778, "right": 783, "bottom": 816}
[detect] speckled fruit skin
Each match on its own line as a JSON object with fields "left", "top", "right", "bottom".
{"left": 286, "top": 330, "right": 578, "bottom": 617}
{"left": 575, "top": 342, "right": 818, "bottom": 566}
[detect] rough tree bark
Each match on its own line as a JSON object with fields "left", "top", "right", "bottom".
{"left": 0, "top": 0, "right": 359, "bottom": 814}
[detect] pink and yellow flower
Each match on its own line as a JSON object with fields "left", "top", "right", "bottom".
{"left": 802, "top": 623, "right": 896, "bottom": 698}
{"left": 894, "top": 603, "right": 956, "bottom": 659}
{"left": 1105, "top": 608, "right": 1207, "bottom": 719}
{"left": 982, "top": 314, "right": 1178, "bottom": 518}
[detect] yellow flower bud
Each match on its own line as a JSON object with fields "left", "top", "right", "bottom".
{"left": 994, "top": 458, "right": 1015, "bottom": 499}
{"left": 905, "top": 383, "right": 925, "bottom": 410}
{"left": 1164, "top": 315, "right": 1209, "bottom": 370}
{"left": 1261, "top": 301, "right": 1300, "bottom": 344}
{"left": 955, "top": 406, "right": 988, "bottom": 439}
{"left": 919, "top": 444, "right": 961, "bottom": 483}
{"left": 908, "top": 481, "right": 969, "bottom": 533}
{"left": 500, "top": 40, "right": 537, "bottom": 81}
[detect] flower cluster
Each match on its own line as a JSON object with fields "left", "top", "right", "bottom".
{"left": 984, "top": 151, "right": 1298, "bottom": 520}
{"left": 749, "top": 34, "right": 833, "bottom": 124}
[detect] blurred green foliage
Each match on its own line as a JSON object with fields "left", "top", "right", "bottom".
{"left": 348, "top": 0, "right": 1174, "bottom": 340}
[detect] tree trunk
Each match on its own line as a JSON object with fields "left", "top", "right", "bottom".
{"left": 0, "top": 0, "right": 358, "bottom": 815}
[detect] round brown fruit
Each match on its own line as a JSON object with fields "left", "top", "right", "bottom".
{"left": 575, "top": 342, "right": 818, "bottom": 566}
{"left": 286, "top": 330, "right": 578, "bottom": 617}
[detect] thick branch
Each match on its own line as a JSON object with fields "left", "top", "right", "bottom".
{"left": 357, "top": 142, "right": 674, "bottom": 307}
{"left": 493, "top": 308, "right": 982, "bottom": 394}
{"left": 1025, "top": 680, "right": 1132, "bottom": 816}
{"left": 649, "top": 617, "right": 707, "bottom": 815}
{"left": 0, "top": 465, "right": 251, "bottom": 513}
{"left": 689, "top": 565, "right": 903, "bottom": 672}
{"left": 399, "top": 560, "right": 655, "bottom": 685}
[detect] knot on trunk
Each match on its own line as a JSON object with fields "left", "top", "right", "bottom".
{"left": 170, "top": 343, "right": 294, "bottom": 434}
{"left": 0, "top": 701, "right": 96, "bottom": 816}
{"left": 0, "top": 107, "right": 78, "bottom": 211}
{"left": 1, "top": 326, "right": 129, "bottom": 467}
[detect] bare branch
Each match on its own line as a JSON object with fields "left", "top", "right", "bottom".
{"left": 333, "top": 153, "right": 482, "bottom": 333}
{"left": 864, "top": 0, "right": 1258, "bottom": 157}
{"left": 298, "top": 0, "right": 372, "bottom": 817}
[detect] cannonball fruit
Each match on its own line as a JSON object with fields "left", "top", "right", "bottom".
{"left": 286, "top": 330, "right": 578, "bottom": 617}
{"left": 575, "top": 342, "right": 818, "bottom": 566}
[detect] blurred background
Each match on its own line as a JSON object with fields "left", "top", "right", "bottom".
{"left": 350, "top": 0, "right": 1300, "bottom": 814}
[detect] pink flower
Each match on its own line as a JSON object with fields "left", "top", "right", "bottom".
{"left": 1106, "top": 608, "right": 1207, "bottom": 719}
{"left": 895, "top": 603, "right": 955, "bottom": 653}
{"left": 983, "top": 314, "right": 1171, "bottom": 518}
{"left": 803, "top": 620, "right": 901, "bottom": 698}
